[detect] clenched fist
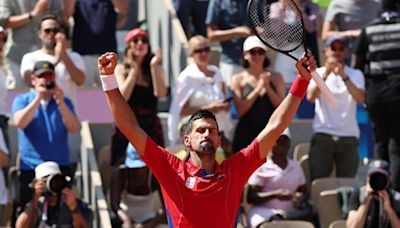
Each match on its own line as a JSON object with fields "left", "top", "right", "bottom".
{"left": 98, "top": 52, "right": 118, "bottom": 75}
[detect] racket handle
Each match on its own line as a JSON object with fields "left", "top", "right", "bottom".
{"left": 311, "top": 71, "right": 337, "bottom": 108}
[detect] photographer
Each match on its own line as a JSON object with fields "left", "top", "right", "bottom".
{"left": 12, "top": 60, "right": 80, "bottom": 212}
{"left": 347, "top": 160, "right": 400, "bottom": 228}
{"left": 16, "top": 161, "right": 88, "bottom": 228}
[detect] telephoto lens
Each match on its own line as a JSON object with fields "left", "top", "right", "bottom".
{"left": 45, "top": 174, "right": 69, "bottom": 194}
{"left": 369, "top": 172, "right": 389, "bottom": 192}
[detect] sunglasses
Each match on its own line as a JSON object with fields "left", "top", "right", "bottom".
{"left": 330, "top": 46, "right": 346, "bottom": 52}
{"left": 44, "top": 28, "right": 60, "bottom": 34}
{"left": 249, "top": 49, "right": 266, "bottom": 56}
{"left": 131, "top": 37, "right": 149, "bottom": 44}
{"left": 193, "top": 46, "right": 211, "bottom": 54}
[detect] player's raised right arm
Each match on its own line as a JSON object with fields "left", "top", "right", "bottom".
{"left": 98, "top": 52, "right": 148, "bottom": 156}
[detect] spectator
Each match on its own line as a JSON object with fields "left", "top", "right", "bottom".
{"left": 0, "top": 130, "right": 9, "bottom": 226}
{"left": 20, "top": 15, "right": 85, "bottom": 176}
{"left": 97, "top": 50, "right": 316, "bottom": 226}
{"left": 352, "top": 0, "right": 400, "bottom": 191}
{"left": 64, "top": 0, "right": 128, "bottom": 88}
{"left": 174, "top": 0, "right": 209, "bottom": 37}
{"left": 231, "top": 36, "right": 285, "bottom": 152}
{"left": 321, "top": 0, "right": 380, "bottom": 64}
{"left": 168, "top": 35, "right": 231, "bottom": 146}
{"left": 109, "top": 28, "right": 167, "bottom": 165}
{"left": 307, "top": 35, "right": 365, "bottom": 181}
{"left": 247, "top": 129, "right": 311, "bottom": 227}
{"left": 12, "top": 61, "right": 80, "bottom": 211}
{"left": 0, "top": 0, "right": 65, "bottom": 89}
{"left": 15, "top": 161, "right": 89, "bottom": 228}
{"left": 0, "top": 26, "right": 9, "bottom": 149}
{"left": 110, "top": 143, "right": 166, "bottom": 228}
{"left": 205, "top": 0, "right": 252, "bottom": 85}
{"left": 347, "top": 160, "right": 400, "bottom": 228}
{"left": 273, "top": 0, "right": 321, "bottom": 83}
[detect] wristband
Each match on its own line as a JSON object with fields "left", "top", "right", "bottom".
{"left": 289, "top": 75, "right": 310, "bottom": 98}
{"left": 100, "top": 74, "right": 119, "bottom": 91}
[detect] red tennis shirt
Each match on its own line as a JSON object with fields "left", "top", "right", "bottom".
{"left": 142, "top": 137, "right": 266, "bottom": 227}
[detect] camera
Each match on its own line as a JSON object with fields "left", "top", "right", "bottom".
{"left": 44, "top": 174, "right": 69, "bottom": 195}
{"left": 369, "top": 172, "right": 389, "bottom": 192}
{"left": 45, "top": 80, "right": 56, "bottom": 90}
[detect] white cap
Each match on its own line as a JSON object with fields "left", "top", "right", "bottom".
{"left": 243, "top": 36, "right": 268, "bottom": 52}
{"left": 281, "top": 128, "right": 291, "bottom": 138}
{"left": 35, "top": 161, "right": 62, "bottom": 179}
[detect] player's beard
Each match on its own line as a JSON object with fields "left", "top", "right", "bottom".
{"left": 198, "top": 140, "right": 216, "bottom": 154}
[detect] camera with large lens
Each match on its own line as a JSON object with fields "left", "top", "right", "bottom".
{"left": 44, "top": 174, "right": 69, "bottom": 195}
{"left": 369, "top": 172, "right": 389, "bottom": 192}
{"left": 45, "top": 80, "right": 56, "bottom": 90}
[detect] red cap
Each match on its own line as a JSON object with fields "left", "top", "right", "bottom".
{"left": 125, "top": 28, "right": 148, "bottom": 44}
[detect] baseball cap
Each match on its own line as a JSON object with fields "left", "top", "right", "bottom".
{"left": 368, "top": 160, "right": 390, "bottom": 176}
{"left": 243, "top": 36, "right": 268, "bottom": 52}
{"left": 33, "top": 61, "right": 55, "bottom": 76}
{"left": 125, "top": 143, "right": 146, "bottom": 168}
{"left": 125, "top": 28, "right": 148, "bottom": 44}
{"left": 325, "top": 34, "right": 348, "bottom": 47}
{"left": 35, "top": 161, "right": 62, "bottom": 179}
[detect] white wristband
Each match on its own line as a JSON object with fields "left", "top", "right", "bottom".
{"left": 100, "top": 74, "right": 119, "bottom": 91}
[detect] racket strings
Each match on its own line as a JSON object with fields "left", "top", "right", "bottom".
{"left": 248, "top": 0, "right": 304, "bottom": 52}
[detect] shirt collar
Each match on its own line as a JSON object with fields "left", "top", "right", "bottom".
{"left": 187, "top": 159, "right": 223, "bottom": 177}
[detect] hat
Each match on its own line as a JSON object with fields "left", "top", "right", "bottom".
{"left": 35, "top": 161, "right": 62, "bottom": 179}
{"left": 368, "top": 160, "right": 390, "bottom": 176}
{"left": 33, "top": 61, "right": 55, "bottom": 76}
{"left": 125, "top": 143, "right": 146, "bottom": 168}
{"left": 125, "top": 28, "right": 148, "bottom": 44}
{"left": 281, "top": 128, "right": 291, "bottom": 138}
{"left": 243, "top": 36, "right": 268, "bottom": 52}
{"left": 325, "top": 34, "right": 348, "bottom": 47}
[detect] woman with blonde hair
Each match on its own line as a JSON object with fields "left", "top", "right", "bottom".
{"left": 168, "top": 35, "right": 232, "bottom": 154}
{"left": 231, "top": 36, "right": 286, "bottom": 152}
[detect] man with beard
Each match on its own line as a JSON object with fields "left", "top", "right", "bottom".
{"left": 97, "top": 51, "right": 316, "bottom": 227}
{"left": 20, "top": 14, "right": 85, "bottom": 178}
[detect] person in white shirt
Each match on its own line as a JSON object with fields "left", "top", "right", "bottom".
{"left": 307, "top": 35, "right": 365, "bottom": 181}
{"left": 20, "top": 15, "right": 85, "bottom": 176}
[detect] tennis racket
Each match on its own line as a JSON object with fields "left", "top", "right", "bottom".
{"left": 247, "top": 0, "right": 337, "bottom": 107}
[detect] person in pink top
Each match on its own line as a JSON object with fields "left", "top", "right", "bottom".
{"left": 97, "top": 51, "right": 316, "bottom": 227}
{"left": 247, "top": 129, "right": 310, "bottom": 227}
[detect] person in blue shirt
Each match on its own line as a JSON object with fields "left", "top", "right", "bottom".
{"left": 12, "top": 60, "right": 80, "bottom": 212}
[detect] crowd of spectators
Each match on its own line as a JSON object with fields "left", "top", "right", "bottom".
{"left": 1, "top": 0, "right": 400, "bottom": 227}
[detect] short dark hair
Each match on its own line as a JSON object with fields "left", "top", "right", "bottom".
{"left": 185, "top": 110, "right": 218, "bottom": 134}
{"left": 39, "top": 14, "right": 60, "bottom": 30}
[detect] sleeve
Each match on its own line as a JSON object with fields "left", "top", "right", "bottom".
{"left": 348, "top": 187, "right": 361, "bottom": 211}
{"left": 64, "top": 97, "right": 76, "bottom": 114}
{"left": 353, "top": 29, "right": 368, "bottom": 56}
{"left": 0, "top": 0, "right": 12, "bottom": 26}
{"left": 141, "top": 137, "right": 184, "bottom": 189}
{"left": 247, "top": 167, "right": 266, "bottom": 186}
{"left": 205, "top": 0, "right": 220, "bottom": 26}
{"left": 69, "top": 52, "right": 86, "bottom": 73}
{"left": 226, "top": 139, "right": 266, "bottom": 187}
{"left": 20, "top": 53, "right": 35, "bottom": 79}
{"left": 11, "top": 95, "right": 27, "bottom": 114}
{"left": 350, "top": 69, "right": 365, "bottom": 90}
